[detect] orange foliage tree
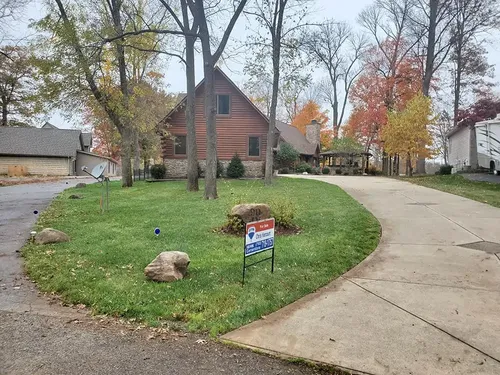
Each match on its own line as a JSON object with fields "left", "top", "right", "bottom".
{"left": 344, "top": 42, "right": 423, "bottom": 152}
{"left": 291, "top": 100, "right": 330, "bottom": 148}
{"left": 320, "top": 128, "right": 335, "bottom": 151}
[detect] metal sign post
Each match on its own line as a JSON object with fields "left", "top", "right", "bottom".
{"left": 242, "top": 218, "right": 275, "bottom": 285}
{"left": 81, "top": 162, "right": 109, "bottom": 213}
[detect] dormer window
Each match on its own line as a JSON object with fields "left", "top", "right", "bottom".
{"left": 217, "top": 94, "right": 230, "bottom": 115}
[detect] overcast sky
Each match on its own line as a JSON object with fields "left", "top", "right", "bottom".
{"left": 13, "top": 0, "right": 500, "bottom": 129}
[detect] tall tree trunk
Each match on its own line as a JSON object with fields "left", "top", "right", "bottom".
{"left": 120, "top": 127, "right": 133, "bottom": 187}
{"left": 203, "top": 62, "right": 217, "bottom": 199}
{"left": 133, "top": 130, "right": 141, "bottom": 171}
{"left": 407, "top": 153, "right": 413, "bottom": 177}
{"left": 1, "top": 97, "right": 7, "bottom": 126}
{"left": 266, "top": 47, "right": 280, "bottom": 185}
{"left": 265, "top": 1, "right": 285, "bottom": 186}
{"left": 185, "top": 35, "right": 199, "bottom": 191}
{"left": 332, "top": 81, "right": 339, "bottom": 137}
{"left": 423, "top": 0, "right": 438, "bottom": 97}
{"left": 416, "top": 0, "right": 439, "bottom": 173}
{"left": 453, "top": 55, "right": 462, "bottom": 127}
{"left": 416, "top": 0, "right": 439, "bottom": 175}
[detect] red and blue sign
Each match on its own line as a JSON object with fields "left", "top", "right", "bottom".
{"left": 245, "top": 218, "right": 275, "bottom": 257}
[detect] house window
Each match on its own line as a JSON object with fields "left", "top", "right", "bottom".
{"left": 174, "top": 135, "right": 187, "bottom": 155}
{"left": 217, "top": 94, "right": 230, "bottom": 115}
{"left": 249, "top": 136, "right": 260, "bottom": 157}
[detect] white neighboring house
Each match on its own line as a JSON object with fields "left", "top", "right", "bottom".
{"left": 475, "top": 115, "right": 500, "bottom": 174}
{"left": 447, "top": 125, "right": 477, "bottom": 172}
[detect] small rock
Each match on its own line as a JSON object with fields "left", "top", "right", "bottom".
{"left": 75, "top": 182, "right": 87, "bottom": 188}
{"left": 144, "top": 251, "right": 190, "bottom": 282}
{"left": 68, "top": 194, "right": 83, "bottom": 199}
{"left": 230, "top": 203, "right": 271, "bottom": 224}
{"left": 35, "top": 228, "right": 70, "bottom": 245}
{"left": 302, "top": 172, "right": 308, "bottom": 175}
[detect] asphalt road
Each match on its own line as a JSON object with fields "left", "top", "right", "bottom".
{"left": 0, "top": 180, "right": 330, "bottom": 375}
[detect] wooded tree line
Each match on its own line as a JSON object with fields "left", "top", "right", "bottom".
{"left": 1, "top": 0, "right": 499, "bottom": 194}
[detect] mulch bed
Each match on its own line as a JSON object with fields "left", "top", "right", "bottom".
{"left": 218, "top": 223, "right": 301, "bottom": 236}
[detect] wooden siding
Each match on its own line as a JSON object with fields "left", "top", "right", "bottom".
{"left": 162, "top": 70, "right": 269, "bottom": 161}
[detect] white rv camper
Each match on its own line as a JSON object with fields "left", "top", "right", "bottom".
{"left": 475, "top": 115, "right": 500, "bottom": 174}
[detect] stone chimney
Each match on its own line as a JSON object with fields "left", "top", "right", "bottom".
{"left": 305, "top": 119, "right": 321, "bottom": 146}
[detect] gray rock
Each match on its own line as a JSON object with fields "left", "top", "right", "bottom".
{"left": 35, "top": 228, "right": 70, "bottom": 245}
{"left": 75, "top": 183, "right": 87, "bottom": 188}
{"left": 144, "top": 251, "right": 190, "bottom": 282}
{"left": 68, "top": 194, "right": 83, "bottom": 199}
{"left": 230, "top": 203, "right": 271, "bottom": 224}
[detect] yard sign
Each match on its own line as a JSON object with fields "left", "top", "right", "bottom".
{"left": 242, "top": 218, "right": 275, "bottom": 284}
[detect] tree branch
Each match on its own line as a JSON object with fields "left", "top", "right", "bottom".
{"left": 213, "top": 0, "right": 249, "bottom": 63}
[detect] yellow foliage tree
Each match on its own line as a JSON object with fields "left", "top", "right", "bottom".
{"left": 381, "top": 93, "right": 434, "bottom": 176}
{"left": 291, "top": 100, "right": 329, "bottom": 135}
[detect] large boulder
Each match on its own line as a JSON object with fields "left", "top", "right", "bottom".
{"left": 75, "top": 182, "right": 87, "bottom": 188}
{"left": 230, "top": 203, "right": 271, "bottom": 224}
{"left": 35, "top": 228, "right": 70, "bottom": 245}
{"left": 144, "top": 251, "right": 190, "bottom": 282}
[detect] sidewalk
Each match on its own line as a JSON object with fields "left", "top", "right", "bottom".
{"left": 223, "top": 176, "right": 500, "bottom": 375}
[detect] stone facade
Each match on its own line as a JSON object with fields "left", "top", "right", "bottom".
{"left": 305, "top": 120, "right": 321, "bottom": 148}
{"left": 164, "top": 159, "right": 265, "bottom": 178}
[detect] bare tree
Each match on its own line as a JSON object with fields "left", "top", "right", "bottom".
{"left": 359, "top": 0, "right": 423, "bottom": 111}
{"left": 244, "top": 74, "right": 273, "bottom": 117}
{"left": 411, "top": 0, "right": 456, "bottom": 173}
{"left": 159, "top": 0, "right": 200, "bottom": 192}
{"left": 0, "top": 0, "right": 29, "bottom": 58}
{"left": 430, "top": 110, "right": 453, "bottom": 164}
{"left": 305, "top": 21, "right": 367, "bottom": 136}
{"left": 450, "top": 0, "right": 500, "bottom": 126}
{"left": 411, "top": 0, "right": 456, "bottom": 96}
{"left": 191, "top": 0, "right": 248, "bottom": 199}
{"left": 245, "top": 0, "right": 313, "bottom": 186}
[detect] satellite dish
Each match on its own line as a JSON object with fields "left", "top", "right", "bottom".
{"left": 90, "top": 162, "right": 107, "bottom": 180}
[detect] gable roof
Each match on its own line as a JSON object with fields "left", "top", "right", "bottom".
{"left": 275, "top": 121, "right": 319, "bottom": 156}
{"left": 161, "top": 67, "right": 269, "bottom": 125}
{"left": 0, "top": 127, "right": 83, "bottom": 157}
{"left": 41, "top": 122, "right": 59, "bottom": 129}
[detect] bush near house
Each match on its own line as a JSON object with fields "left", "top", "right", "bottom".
{"left": 217, "top": 160, "right": 225, "bottom": 178}
{"left": 150, "top": 164, "right": 167, "bottom": 179}
{"left": 226, "top": 153, "right": 245, "bottom": 178}
{"left": 296, "top": 162, "right": 312, "bottom": 174}
{"left": 275, "top": 143, "right": 299, "bottom": 169}
{"left": 279, "top": 167, "right": 289, "bottom": 174}
{"left": 322, "top": 167, "right": 330, "bottom": 175}
{"left": 436, "top": 165, "right": 452, "bottom": 175}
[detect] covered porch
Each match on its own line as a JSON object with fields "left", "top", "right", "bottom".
{"left": 321, "top": 151, "right": 372, "bottom": 175}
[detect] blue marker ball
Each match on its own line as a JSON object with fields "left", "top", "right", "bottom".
{"left": 154, "top": 227, "right": 161, "bottom": 236}
{"left": 33, "top": 210, "right": 39, "bottom": 215}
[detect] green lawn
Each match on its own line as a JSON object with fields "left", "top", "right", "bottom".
{"left": 23, "top": 178, "right": 379, "bottom": 335}
{"left": 402, "top": 174, "right": 500, "bottom": 208}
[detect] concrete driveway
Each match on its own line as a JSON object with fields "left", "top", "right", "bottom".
{"left": 223, "top": 176, "right": 500, "bottom": 375}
